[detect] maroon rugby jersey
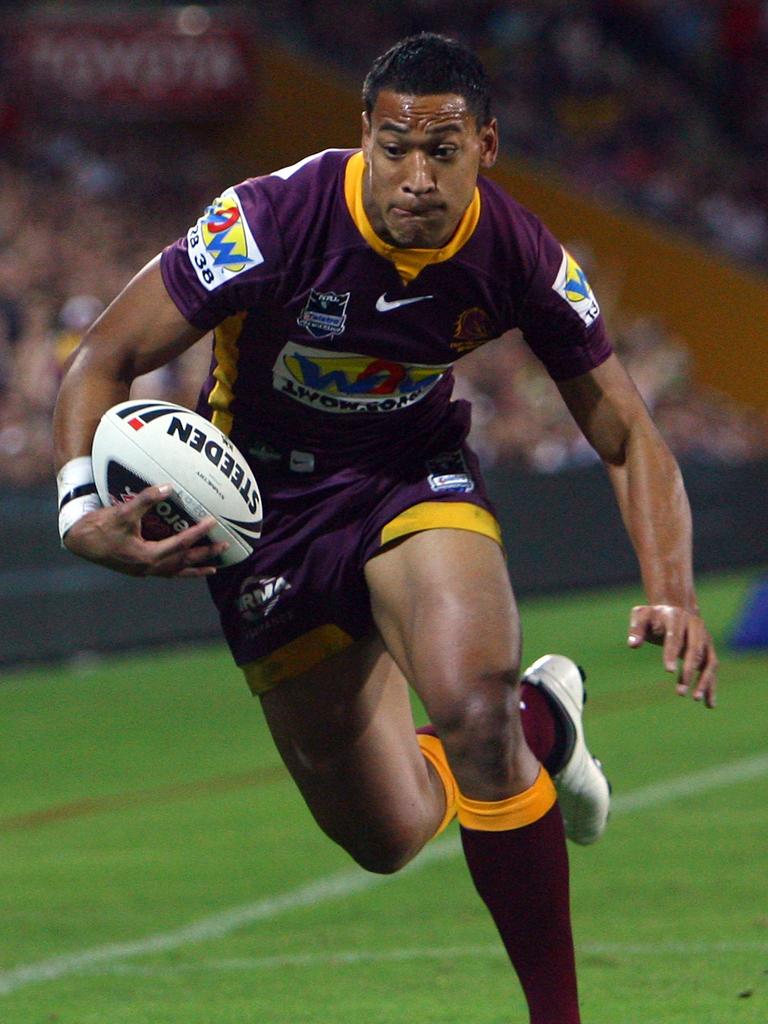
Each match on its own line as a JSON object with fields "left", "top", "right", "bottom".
{"left": 161, "top": 149, "right": 612, "bottom": 468}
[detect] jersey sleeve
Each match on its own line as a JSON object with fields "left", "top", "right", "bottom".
{"left": 160, "top": 179, "right": 283, "bottom": 332}
{"left": 517, "top": 221, "right": 613, "bottom": 380}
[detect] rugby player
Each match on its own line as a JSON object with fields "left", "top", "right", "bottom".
{"left": 54, "top": 33, "right": 718, "bottom": 1024}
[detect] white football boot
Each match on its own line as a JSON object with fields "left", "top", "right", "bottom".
{"left": 522, "top": 654, "right": 611, "bottom": 845}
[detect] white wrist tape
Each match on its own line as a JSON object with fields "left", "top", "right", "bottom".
{"left": 57, "top": 456, "right": 101, "bottom": 541}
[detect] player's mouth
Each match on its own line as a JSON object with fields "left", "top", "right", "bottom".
{"left": 383, "top": 204, "right": 451, "bottom": 247}
{"left": 389, "top": 203, "right": 444, "bottom": 219}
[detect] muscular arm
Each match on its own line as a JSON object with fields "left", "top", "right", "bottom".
{"left": 54, "top": 256, "right": 203, "bottom": 467}
{"left": 557, "top": 353, "right": 718, "bottom": 705}
{"left": 54, "top": 256, "right": 227, "bottom": 576}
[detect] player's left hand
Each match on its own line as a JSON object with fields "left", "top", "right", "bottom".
{"left": 627, "top": 604, "right": 718, "bottom": 708}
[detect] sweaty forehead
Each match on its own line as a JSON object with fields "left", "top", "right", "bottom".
{"left": 371, "top": 90, "right": 474, "bottom": 133}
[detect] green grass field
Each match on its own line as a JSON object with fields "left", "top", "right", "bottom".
{"left": 2, "top": 568, "right": 767, "bottom": 1023}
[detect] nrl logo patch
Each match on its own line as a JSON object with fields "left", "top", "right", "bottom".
{"left": 297, "top": 289, "right": 350, "bottom": 339}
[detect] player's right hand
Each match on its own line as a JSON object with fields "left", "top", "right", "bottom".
{"left": 627, "top": 603, "right": 718, "bottom": 708}
{"left": 63, "top": 484, "right": 229, "bottom": 578}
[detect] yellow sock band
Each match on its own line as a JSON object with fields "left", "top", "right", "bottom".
{"left": 417, "top": 733, "right": 458, "bottom": 837}
{"left": 457, "top": 767, "right": 557, "bottom": 831}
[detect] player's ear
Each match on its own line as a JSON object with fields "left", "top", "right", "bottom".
{"left": 478, "top": 118, "right": 499, "bottom": 170}
{"left": 361, "top": 110, "right": 372, "bottom": 162}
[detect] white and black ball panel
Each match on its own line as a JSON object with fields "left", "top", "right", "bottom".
{"left": 91, "top": 400, "right": 262, "bottom": 566}
{"left": 99, "top": 459, "right": 211, "bottom": 545}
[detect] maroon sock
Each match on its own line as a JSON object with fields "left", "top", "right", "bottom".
{"left": 520, "top": 681, "right": 564, "bottom": 773}
{"left": 460, "top": 805, "right": 580, "bottom": 1024}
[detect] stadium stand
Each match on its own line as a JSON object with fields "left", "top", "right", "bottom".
{"left": 1, "top": 1, "right": 766, "bottom": 487}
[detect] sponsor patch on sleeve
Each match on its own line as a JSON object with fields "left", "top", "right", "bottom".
{"left": 552, "top": 246, "right": 600, "bottom": 326}
{"left": 186, "top": 187, "right": 264, "bottom": 291}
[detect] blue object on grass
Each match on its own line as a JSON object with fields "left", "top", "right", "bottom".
{"left": 730, "top": 578, "right": 768, "bottom": 649}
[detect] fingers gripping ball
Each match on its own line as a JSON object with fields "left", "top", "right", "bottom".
{"left": 91, "top": 400, "right": 262, "bottom": 566}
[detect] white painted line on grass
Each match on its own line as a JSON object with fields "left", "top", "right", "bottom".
{"left": 2, "top": 752, "right": 767, "bottom": 997}
{"left": 0, "top": 840, "right": 456, "bottom": 996}
{"left": 610, "top": 752, "right": 768, "bottom": 813}
{"left": 79, "top": 939, "right": 768, "bottom": 978}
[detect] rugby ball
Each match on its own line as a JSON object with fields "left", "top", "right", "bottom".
{"left": 91, "top": 400, "right": 262, "bottom": 566}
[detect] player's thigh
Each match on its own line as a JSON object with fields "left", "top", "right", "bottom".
{"left": 259, "top": 633, "right": 441, "bottom": 871}
{"left": 365, "top": 528, "right": 531, "bottom": 797}
{"left": 365, "top": 527, "right": 521, "bottom": 702}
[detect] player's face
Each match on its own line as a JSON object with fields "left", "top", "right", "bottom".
{"left": 361, "top": 90, "right": 498, "bottom": 249}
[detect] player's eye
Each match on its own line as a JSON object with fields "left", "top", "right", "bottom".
{"left": 382, "top": 143, "right": 403, "bottom": 157}
{"left": 434, "top": 145, "right": 458, "bottom": 159}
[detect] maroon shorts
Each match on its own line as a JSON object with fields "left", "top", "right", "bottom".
{"left": 207, "top": 444, "right": 501, "bottom": 693}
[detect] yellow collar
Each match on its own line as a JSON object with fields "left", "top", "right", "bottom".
{"left": 343, "top": 151, "right": 481, "bottom": 284}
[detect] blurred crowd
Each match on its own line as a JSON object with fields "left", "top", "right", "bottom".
{"left": 0, "top": 123, "right": 228, "bottom": 487}
{"left": 1, "top": 0, "right": 768, "bottom": 488}
{"left": 273, "top": 0, "right": 768, "bottom": 270}
{"left": 456, "top": 316, "right": 768, "bottom": 473}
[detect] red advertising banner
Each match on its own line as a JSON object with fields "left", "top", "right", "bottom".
{"left": 11, "top": 14, "right": 253, "bottom": 118}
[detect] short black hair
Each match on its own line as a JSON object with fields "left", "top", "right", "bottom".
{"left": 362, "top": 33, "right": 492, "bottom": 126}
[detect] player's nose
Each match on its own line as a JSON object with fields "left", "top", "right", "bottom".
{"left": 401, "top": 150, "right": 436, "bottom": 194}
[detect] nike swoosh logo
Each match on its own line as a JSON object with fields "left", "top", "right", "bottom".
{"left": 375, "top": 293, "right": 434, "bottom": 312}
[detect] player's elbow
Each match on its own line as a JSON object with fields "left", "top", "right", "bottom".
{"left": 596, "top": 410, "right": 667, "bottom": 469}
{"left": 65, "top": 327, "right": 137, "bottom": 390}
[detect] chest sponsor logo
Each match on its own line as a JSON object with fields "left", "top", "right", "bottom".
{"left": 552, "top": 247, "right": 600, "bottom": 326}
{"left": 272, "top": 342, "right": 449, "bottom": 414}
{"left": 297, "top": 289, "right": 350, "bottom": 338}
{"left": 187, "top": 187, "right": 264, "bottom": 291}
{"left": 237, "top": 575, "right": 292, "bottom": 622}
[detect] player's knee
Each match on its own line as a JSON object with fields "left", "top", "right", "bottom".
{"left": 318, "top": 811, "right": 429, "bottom": 875}
{"left": 428, "top": 670, "right": 523, "bottom": 785}
{"left": 336, "top": 828, "right": 419, "bottom": 875}
{"left": 429, "top": 668, "right": 520, "bottom": 741}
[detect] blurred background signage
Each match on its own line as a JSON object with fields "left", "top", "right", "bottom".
{"left": 11, "top": 8, "right": 251, "bottom": 118}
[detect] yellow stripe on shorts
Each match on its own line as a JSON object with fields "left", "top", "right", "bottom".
{"left": 380, "top": 501, "right": 502, "bottom": 549}
{"left": 242, "top": 623, "right": 354, "bottom": 694}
